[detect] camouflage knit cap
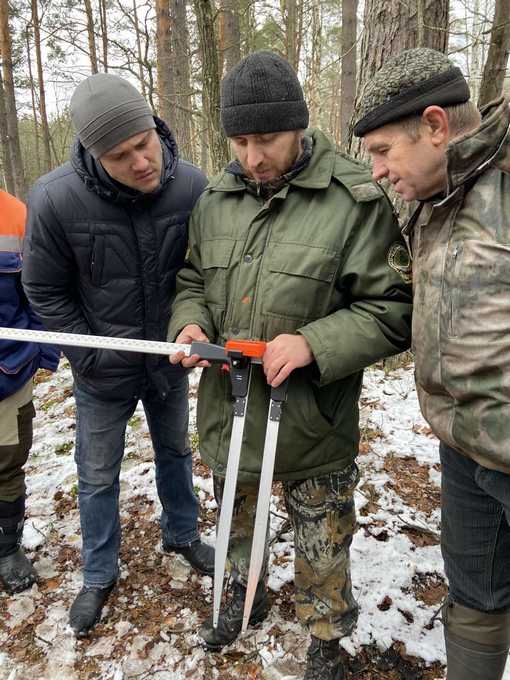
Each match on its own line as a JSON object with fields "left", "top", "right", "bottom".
{"left": 353, "top": 48, "right": 470, "bottom": 137}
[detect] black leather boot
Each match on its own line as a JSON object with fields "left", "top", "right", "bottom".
{"left": 199, "top": 580, "right": 269, "bottom": 651}
{"left": 304, "top": 636, "right": 346, "bottom": 680}
{"left": 163, "top": 538, "right": 215, "bottom": 576}
{"left": 0, "top": 497, "right": 38, "bottom": 594}
{"left": 69, "top": 583, "right": 115, "bottom": 637}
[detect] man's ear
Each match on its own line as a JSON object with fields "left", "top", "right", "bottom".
{"left": 421, "top": 106, "right": 449, "bottom": 146}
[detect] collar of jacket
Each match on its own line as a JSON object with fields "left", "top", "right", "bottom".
{"left": 208, "top": 128, "right": 338, "bottom": 194}
{"left": 71, "top": 116, "right": 179, "bottom": 204}
{"left": 445, "top": 97, "right": 510, "bottom": 194}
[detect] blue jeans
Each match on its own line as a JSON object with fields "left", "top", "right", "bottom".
{"left": 74, "top": 378, "right": 199, "bottom": 587}
{"left": 440, "top": 442, "right": 510, "bottom": 612}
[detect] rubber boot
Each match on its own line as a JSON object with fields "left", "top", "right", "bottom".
{"left": 304, "top": 636, "right": 346, "bottom": 680}
{"left": 0, "top": 497, "right": 37, "bottom": 594}
{"left": 199, "top": 580, "right": 269, "bottom": 651}
{"left": 443, "top": 599, "right": 510, "bottom": 680}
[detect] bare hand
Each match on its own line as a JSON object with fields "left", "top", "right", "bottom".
{"left": 169, "top": 324, "right": 211, "bottom": 368}
{"left": 262, "top": 334, "right": 314, "bottom": 387}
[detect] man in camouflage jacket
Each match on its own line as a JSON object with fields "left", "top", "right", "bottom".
{"left": 169, "top": 50, "right": 412, "bottom": 680}
{"left": 355, "top": 48, "right": 510, "bottom": 680}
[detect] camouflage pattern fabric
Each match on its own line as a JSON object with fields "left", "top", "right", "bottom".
{"left": 403, "top": 97, "right": 510, "bottom": 474}
{"left": 213, "top": 463, "right": 359, "bottom": 640}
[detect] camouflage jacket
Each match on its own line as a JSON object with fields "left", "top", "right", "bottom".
{"left": 403, "top": 98, "right": 510, "bottom": 473}
{"left": 169, "top": 128, "right": 412, "bottom": 482}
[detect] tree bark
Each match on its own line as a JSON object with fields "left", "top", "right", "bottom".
{"left": 133, "top": 0, "right": 147, "bottom": 99}
{"left": 0, "top": 66, "right": 14, "bottom": 194}
{"left": 193, "top": 0, "right": 229, "bottom": 174}
{"left": 156, "top": 0, "right": 172, "bottom": 122}
{"left": 219, "top": 0, "right": 241, "bottom": 75}
{"left": 478, "top": 0, "right": 510, "bottom": 107}
{"left": 32, "top": 0, "right": 52, "bottom": 173}
{"left": 156, "top": 0, "right": 193, "bottom": 159}
{"left": 340, "top": 0, "right": 357, "bottom": 150}
{"left": 0, "top": 0, "right": 26, "bottom": 199}
{"left": 25, "top": 27, "right": 41, "bottom": 179}
{"left": 306, "top": 0, "right": 322, "bottom": 127}
{"left": 99, "top": 0, "right": 108, "bottom": 72}
{"left": 168, "top": 0, "right": 193, "bottom": 161}
{"left": 83, "top": 0, "right": 98, "bottom": 73}
{"left": 283, "top": 0, "right": 300, "bottom": 69}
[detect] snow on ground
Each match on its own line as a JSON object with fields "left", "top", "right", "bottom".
{"left": 1, "top": 359, "right": 506, "bottom": 679}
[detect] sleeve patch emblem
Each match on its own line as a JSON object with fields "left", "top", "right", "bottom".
{"left": 387, "top": 242, "right": 412, "bottom": 284}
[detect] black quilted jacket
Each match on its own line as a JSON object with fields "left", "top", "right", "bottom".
{"left": 23, "top": 118, "right": 207, "bottom": 399}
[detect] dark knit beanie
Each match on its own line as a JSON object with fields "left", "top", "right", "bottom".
{"left": 353, "top": 48, "right": 471, "bottom": 137}
{"left": 70, "top": 73, "right": 156, "bottom": 159}
{"left": 221, "top": 50, "right": 309, "bottom": 136}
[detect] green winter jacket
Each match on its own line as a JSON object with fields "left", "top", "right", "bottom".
{"left": 169, "top": 129, "right": 412, "bottom": 481}
{"left": 403, "top": 98, "right": 510, "bottom": 474}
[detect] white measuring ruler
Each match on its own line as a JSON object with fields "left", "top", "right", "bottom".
{"left": 0, "top": 327, "right": 190, "bottom": 356}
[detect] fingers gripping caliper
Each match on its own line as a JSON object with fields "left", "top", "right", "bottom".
{"left": 0, "top": 327, "right": 288, "bottom": 634}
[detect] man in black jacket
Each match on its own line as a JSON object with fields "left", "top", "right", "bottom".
{"left": 22, "top": 74, "right": 213, "bottom": 637}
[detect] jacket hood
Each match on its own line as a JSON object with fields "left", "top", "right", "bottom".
{"left": 71, "top": 116, "right": 179, "bottom": 203}
{"left": 446, "top": 97, "right": 510, "bottom": 192}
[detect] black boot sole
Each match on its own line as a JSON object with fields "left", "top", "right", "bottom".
{"left": 2, "top": 576, "right": 38, "bottom": 595}
{"left": 203, "top": 606, "right": 269, "bottom": 652}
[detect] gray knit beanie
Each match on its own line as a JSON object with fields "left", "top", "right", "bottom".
{"left": 353, "top": 48, "right": 471, "bottom": 137}
{"left": 221, "top": 50, "right": 309, "bottom": 136}
{"left": 70, "top": 73, "right": 156, "bottom": 159}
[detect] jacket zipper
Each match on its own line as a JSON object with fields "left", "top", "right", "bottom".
{"left": 448, "top": 244, "right": 460, "bottom": 337}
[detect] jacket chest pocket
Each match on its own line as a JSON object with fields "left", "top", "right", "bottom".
{"left": 447, "top": 239, "right": 510, "bottom": 341}
{"left": 201, "top": 239, "right": 236, "bottom": 309}
{"left": 264, "top": 244, "right": 339, "bottom": 321}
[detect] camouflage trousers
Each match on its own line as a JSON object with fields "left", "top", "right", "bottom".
{"left": 213, "top": 463, "right": 360, "bottom": 640}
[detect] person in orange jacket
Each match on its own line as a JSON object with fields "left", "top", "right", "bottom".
{"left": 0, "top": 188, "right": 60, "bottom": 593}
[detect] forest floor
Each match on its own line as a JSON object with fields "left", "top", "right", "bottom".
{"left": 1, "top": 357, "right": 497, "bottom": 680}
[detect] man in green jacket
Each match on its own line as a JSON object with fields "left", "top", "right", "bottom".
{"left": 354, "top": 48, "right": 510, "bottom": 680}
{"left": 169, "top": 50, "right": 412, "bottom": 680}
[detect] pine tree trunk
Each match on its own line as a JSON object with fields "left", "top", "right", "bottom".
{"left": 83, "top": 0, "right": 98, "bottom": 73}
{"left": 283, "top": 0, "right": 300, "bottom": 69}
{"left": 0, "top": 0, "right": 26, "bottom": 199}
{"left": 340, "top": 0, "right": 357, "bottom": 150}
{"left": 25, "top": 28, "right": 41, "bottom": 179}
{"left": 194, "top": 0, "right": 229, "bottom": 174}
{"left": 306, "top": 0, "right": 322, "bottom": 127}
{"left": 157, "top": 0, "right": 195, "bottom": 161}
{"left": 156, "top": 0, "right": 172, "bottom": 122}
{"left": 0, "top": 67, "right": 15, "bottom": 194}
{"left": 99, "top": 0, "right": 108, "bottom": 72}
{"left": 478, "top": 0, "right": 510, "bottom": 107}
{"left": 219, "top": 0, "right": 241, "bottom": 75}
{"left": 133, "top": 0, "right": 147, "bottom": 99}
{"left": 32, "top": 0, "right": 52, "bottom": 173}
{"left": 168, "top": 0, "right": 194, "bottom": 161}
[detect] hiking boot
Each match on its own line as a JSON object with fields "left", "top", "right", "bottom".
{"left": 69, "top": 583, "right": 115, "bottom": 637}
{"left": 304, "top": 636, "right": 345, "bottom": 680}
{"left": 0, "top": 547, "right": 38, "bottom": 594}
{"left": 163, "top": 538, "right": 214, "bottom": 576}
{"left": 200, "top": 580, "right": 269, "bottom": 651}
